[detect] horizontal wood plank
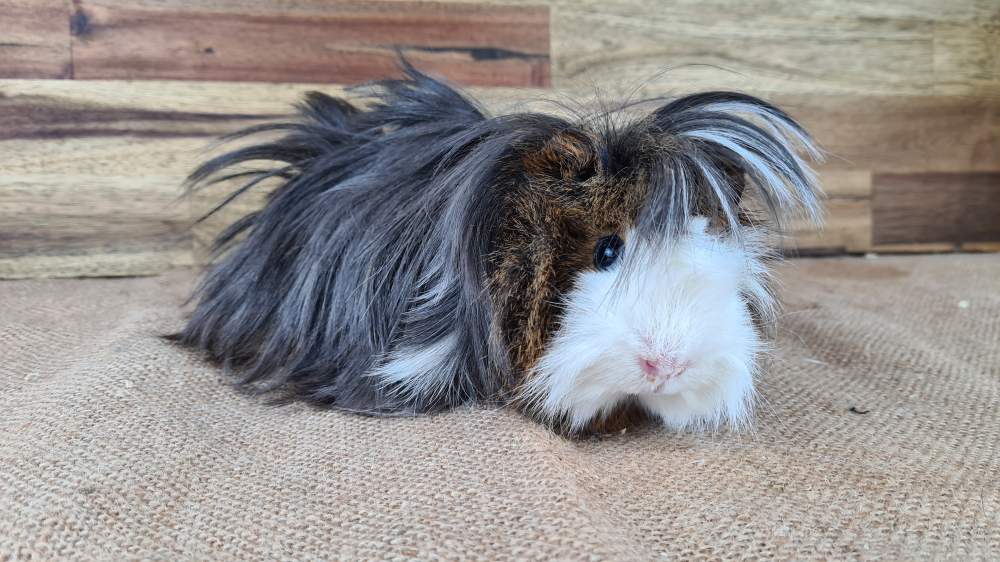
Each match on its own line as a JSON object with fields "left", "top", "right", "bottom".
{"left": 962, "top": 242, "right": 1000, "bottom": 252}
{"left": 0, "top": 165, "right": 196, "bottom": 278}
{"left": 869, "top": 242, "right": 957, "bottom": 253}
{"left": 0, "top": 0, "right": 72, "bottom": 79}
{"left": 776, "top": 95, "right": 1000, "bottom": 174}
{"left": 70, "top": 1, "right": 550, "bottom": 86}
{"left": 548, "top": 0, "right": 999, "bottom": 97}
{"left": 0, "top": 176, "right": 190, "bottom": 258}
{"left": 0, "top": 80, "right": 263, "bottom": 277}
{"left": 873, "top": 172, "right": 1000, "bottom": 245}
{"left": 0, "top": 92, "right": 277, "bottom": 141}
{"left": 0, "top": 251, "right": 193, "bottom": 279}
{"left": 784, "top": 198, "right": 872, "bottom": 254}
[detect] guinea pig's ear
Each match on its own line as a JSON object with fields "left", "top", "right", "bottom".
{"left": 646, "top": 91, "right": 824, "bottom": 235}
{"left": 521, "top": 128, "right": 599, "bottom": 182}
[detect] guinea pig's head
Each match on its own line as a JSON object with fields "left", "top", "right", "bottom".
{"left": 482, "top": 111, "right": 817, "bottom": 434}
{"left": 181, "top": 66, "right": 821, "bottom": 436}
{"left": 522, "top": 217, "right": 768, "bottom": 433}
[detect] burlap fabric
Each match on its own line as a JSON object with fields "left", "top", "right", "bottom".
{"left": 2, "top": 255, "right": 998, "bottom": 560}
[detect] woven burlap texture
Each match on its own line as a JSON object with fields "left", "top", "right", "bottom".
{"left": 2, "top": 254, "right": 998, "bottom": 560}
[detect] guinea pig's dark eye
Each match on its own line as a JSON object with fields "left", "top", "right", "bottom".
{"left": 593, "top": 235, "right": 624, "bottom": 270}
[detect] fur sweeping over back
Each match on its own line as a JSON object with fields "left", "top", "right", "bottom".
{"left": 178, "top": 61, "right": 822, "bottom": 434}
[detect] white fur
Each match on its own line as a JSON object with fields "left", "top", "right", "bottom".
{"left": 369, "top": 334, "right": 457, "bottom": 403}
{"left": 522, "top": 218, "right": 773, "bottom": 432}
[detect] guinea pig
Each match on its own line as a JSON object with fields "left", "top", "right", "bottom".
{"left": 176, "top": 61, "right": 822, "bottom": 436}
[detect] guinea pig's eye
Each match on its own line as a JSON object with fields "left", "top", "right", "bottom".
{"left": 593, "top": 235, "right": 624, "bottom": 270}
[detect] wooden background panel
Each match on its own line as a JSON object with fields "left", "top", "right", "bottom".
{"left": 71, "top": 0, "right": 550, "bottom": 86}
{"left": 0, "top": 137, "right": 199, "bottom": 278}
{"left": 0, "top": 79, "right": 527, "bottom": 277}
{"left": 0, "top": 0, "right": 998, "bottom": 278}
{"left": 0, "top": 79, "right": 559, "bottom": 278}
{"left": 0, "top": 88, "right": 277, "bottom": 140}
{"left": 784, "top": 168, "right": 873, "bottom": 254}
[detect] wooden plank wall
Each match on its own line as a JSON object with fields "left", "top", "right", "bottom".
{"left": 1, "top": 0, "right": 998, "bottom": 278}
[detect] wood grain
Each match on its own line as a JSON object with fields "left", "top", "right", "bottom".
{"left": 774, "top": 95, "right": 1000, "bottom": 174}
{"left": 785, "top": 199, "right": 872, "bottom": 254}
{"left": 546, "top": 0, "right": 999, "bottom": 97}
{"left": 0, "top": 90, "right": 277, "bottom": 140}
{"left": 962, "top": 242, "right": 1000, "bottom": 252}
{"left": 0, "top": 138, "right": 198, "bottom": 278}
{"left": 0, "top": 175, "right": 193, "bottom": 278}
{"left": 869, "top": 242, "right": 957, "bottom": 254}
{"left": 873, "top": 172, "right": 1000, "bottom": 245}
{"left": 0, "top": 80, "right": 283, "bottom": 278}
{"left": 70, "top": 1, "right": 550, "bottom": 86}
{"left": 0, "top": 0, "right": 72, "bottom": 78}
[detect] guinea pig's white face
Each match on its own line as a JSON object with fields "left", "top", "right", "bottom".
{"left": 524, "top": 217, "right": 773, "bottom": 432}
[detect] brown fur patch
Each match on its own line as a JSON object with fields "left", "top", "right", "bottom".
{"left": 521, "top": 129, "right": 598, "bottom": 182}
{"left": 488, "top": 128, "right": 654, "bottom": 432}
{"left": 581, "top": 400, "right": 652, "bottom": 435}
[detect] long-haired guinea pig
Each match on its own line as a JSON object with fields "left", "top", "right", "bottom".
{"left": 176, "top": 61, "right": 823, "bottom": 436}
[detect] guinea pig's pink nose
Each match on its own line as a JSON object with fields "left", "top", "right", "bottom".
{"left": 640, "top": 357, "right": 661, "bottom": 377}
{"left": 639, "top": 355, "right": 689, "bottom": 382}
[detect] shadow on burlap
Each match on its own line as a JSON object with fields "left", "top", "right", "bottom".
{"left": 1, "top": 255, "right": 998, "bottom": 560}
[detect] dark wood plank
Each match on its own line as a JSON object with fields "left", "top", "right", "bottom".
{"left": 873, "top": 172, "right": 1000, "bottom": 245}
{"left": 70, "top": 1, "right": 550, "bottom": 87}
{"left": 0, "top": 90, "right": 280, "bottom": 140}
{"left": 0, "top": 0, "right": 72, "bottom": 78}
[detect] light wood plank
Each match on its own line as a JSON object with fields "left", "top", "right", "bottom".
{"left": 961, "top": 242, "right": 1000, "bottom": 252}
{"left": 0, "top": 79, "right": 274, "bottom": 278}
{"left": 815, "top": 168, "right": 872, "bottom": 199}
{"left": 543, "top": 0, "right": 999, "bottom": 97}
{"left": 0, "top": 251, "right": 193, "bottom": 279}
{"left": 0, "top": 88, "right": 277, "bottom": 141}
{"left": 932, "top": 21, "right": 1000, "bottom": 95}
{"left": 784, "top": 198, "right": 872, "bottom": 254}
{"left": 0, "top": 175, "right": 191, "bottom": 273}
{"left": 0, "top": 128, "right": 228, "bottom": 278}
